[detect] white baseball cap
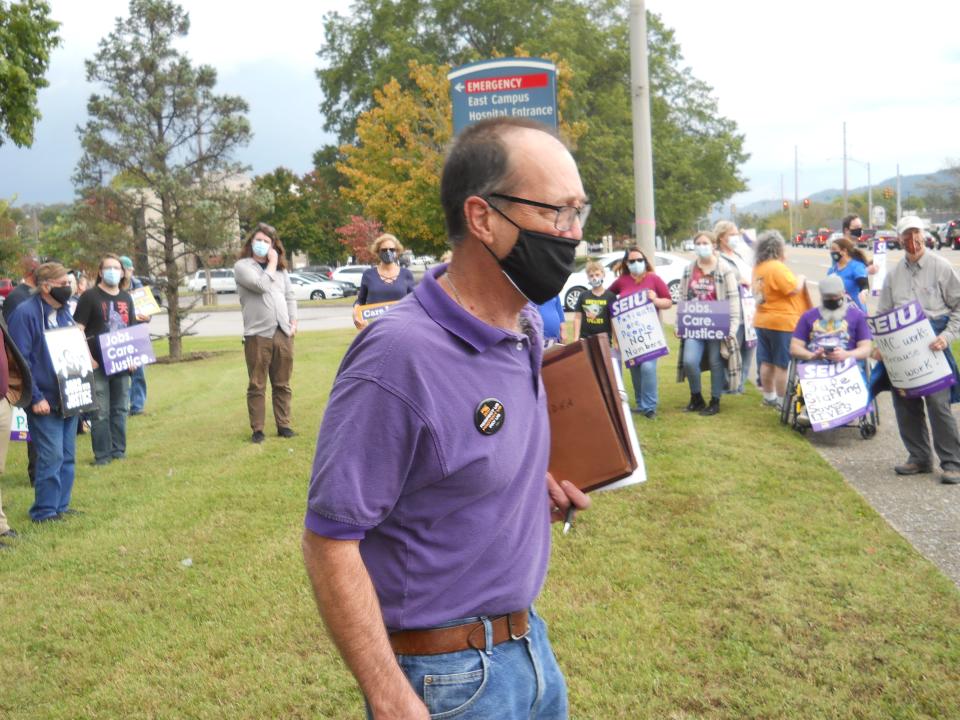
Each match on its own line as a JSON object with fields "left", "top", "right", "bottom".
{"left": 897, "top": 215, "right": 924, "bottom": 235}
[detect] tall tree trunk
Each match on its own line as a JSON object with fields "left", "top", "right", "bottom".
{"left": 161, "top": 193, "right": 182, "bottom": 360}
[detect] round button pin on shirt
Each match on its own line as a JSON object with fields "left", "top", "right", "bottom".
{"left": 474, "top": 398, "right": 505, "bottom": 436}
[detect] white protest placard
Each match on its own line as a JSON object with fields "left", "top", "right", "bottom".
{"left": 796, "top": 358, "right": 870, "bottom": 431}
{"left": 868, "top": 301, "right": 956, "bottom": 398}
{"left": 10, "top": 406, "right": 29, "bottom": 441}
{"left": 740, "top": 286, "right": 757, "bottom": 344}
{"left": 870, "top": 238, "right": 888, "bottom": 296}
{"left": 609, "top": 291, "right": 668, "bottom": 367}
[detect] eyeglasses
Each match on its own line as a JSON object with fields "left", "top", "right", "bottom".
{"left": 487, "top": 193, "right": 590, "bottom": 232}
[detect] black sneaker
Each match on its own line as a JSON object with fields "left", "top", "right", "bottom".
{"left": 683, "top": 394, "right": 706, "bottom": 412}
{"left": 699, "top": 398, "right": 720, "bottom": 416}
{"left": 278, "top": 427, "right": 296, "bottom": 439}
{"left": 251, "top": 430, "right": 265, "bottom": 444}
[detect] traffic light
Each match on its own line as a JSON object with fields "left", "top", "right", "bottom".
{"left": 883, "top": 186, "right": 894, "bottom": 200}
{"left": 782, "top": 200, "right": 789, "bottom": 211}
{"left": 803, "top": 198, "right": 810, "bottom": 209}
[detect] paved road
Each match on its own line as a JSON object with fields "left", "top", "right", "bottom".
{"left": 148, "top": 302, "right": 355, "bottom": 338}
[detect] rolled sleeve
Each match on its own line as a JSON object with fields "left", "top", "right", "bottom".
{"left": 306, "top": 374, "right": 437, "bottom": 534}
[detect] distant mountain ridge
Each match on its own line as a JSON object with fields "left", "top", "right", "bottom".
{"left": 732, "top": 168, "right": 956, "bottom": 218}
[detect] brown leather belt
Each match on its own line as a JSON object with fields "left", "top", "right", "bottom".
{"left": 389, "top": 610, "right": 530, "bottom": 656}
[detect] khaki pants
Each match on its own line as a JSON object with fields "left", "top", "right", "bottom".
{"left": 0, "top": 398, "right": 11, "bottom": 534}
{"left": 244, "top": 329, "right": 294, "bottom": 432}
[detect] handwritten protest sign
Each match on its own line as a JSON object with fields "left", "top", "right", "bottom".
{"left": 98, "top": 323, "right": 157, "bottom": 376}
{"left": 44, "top": 326, "right": 97, "bottom": 417}
{"left": 130, "top": 286, "right": 162, "bottom": 316}
{"left": 870, "top": 238, "right": 887, "bottom": 297}
{"left": 797, "top": 358, "right": 870, "bottom": 431}
{"left": 610, "top": 292, "right": 668, "bottom": 367}
{"left": 10, "top": 406, "right": 29, "bottom": 441}
{"left": 677, "top": 300, "right": 730, "bottom": 340}
{"left": 358, "top": 301, "right": 397, "bottom": 323}
{"left": 868, "top": 301, "right": 956, "bottom": 398}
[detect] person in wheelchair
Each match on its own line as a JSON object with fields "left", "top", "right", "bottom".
{"left": 789, "top": 275, "right": 873, "bottom": 424}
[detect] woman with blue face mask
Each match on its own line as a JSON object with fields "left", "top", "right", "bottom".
{"left": 73, "top": 253, "right": 140, "bottom": 465}
{"left": 608, "top": 246, "right": 673, "bottom": 417}
{"left": 353, "top": 234, "right": 416, "bottom": 330}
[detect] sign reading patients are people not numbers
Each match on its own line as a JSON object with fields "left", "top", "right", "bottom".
{"left": 448, "top": 57, "right": 558, "bottom": 135}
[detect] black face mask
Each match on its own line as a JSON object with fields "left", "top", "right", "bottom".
{"left": 830, "top": 251, "right": 842, "bottom": 263}
{"left": 485, "top": 207, "right": 579, "bottom": 304}
{"left": 49, "top": 285, "right": 72, "bottom": 305}
{"left": 379, "top": 250, "right": 397, "bottom": 264}
{"left": 849, "top": 227, "right": 863, "bottom": 238}
{"left": 822, "top": 297, "right": 843, "bottom": 311}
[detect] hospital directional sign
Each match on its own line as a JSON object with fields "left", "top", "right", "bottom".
{"left": 448, "top": 57, "right": 558, "bottom": 135}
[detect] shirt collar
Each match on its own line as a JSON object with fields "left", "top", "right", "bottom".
{"left": 415, "top": 264, "right": 533, "bottom": 352}
{"left": 906, "top": 251, "right": 928, "bottom": 271}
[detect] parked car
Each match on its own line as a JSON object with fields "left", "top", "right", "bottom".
{"left": 288, "top": 276, "right": 344, "bottom": 301}
{"left": 681, "top": 238, "right": 695, "bottom": 252}
{"left": 946, "top": 219, "right": 960, "bottom": 249}
{"left": 875, "top": 230, "right": 899, "bottom": 250}
{"left": 186, "top": 268, "right": 237, "bottom": 293}
{"left": 290, "top": 272, "right": 357, "bottom": 297}
{"left": 559, "top": 250, "right": 686, "bottom": 312}
{"left": 814, "top": 228, "right": 833, "bottom": 248}
{"left": 857, "top": 228, "right": 876, "bottom": 249}
{"left": 298, "top": 265, "right": 334, "bottom": 278}
{"left": 0, "top": 278, "right": 14, "bottom": 299}
{"left": 331, "top": 265, "right": 371, "bottom": 286}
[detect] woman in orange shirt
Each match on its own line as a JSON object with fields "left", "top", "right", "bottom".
{"left": 752, "top": 230, "right": 810, "bottom": 408}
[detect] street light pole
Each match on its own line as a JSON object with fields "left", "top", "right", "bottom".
{"left": 629, "top": 0, "right": 656, "bottom": 260}
{"left": 866, "top": 162, "right": 872, "bottom": 228}
{"left": 842, "top": 121, "right": 848, "bottom": 216}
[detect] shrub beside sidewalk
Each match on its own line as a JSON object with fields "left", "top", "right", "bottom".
{"left": 0, "top": 330, "right": 957, "bottom": 719}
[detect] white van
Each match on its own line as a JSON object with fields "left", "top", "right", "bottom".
{"left": 186, "top": 269, "right": 237, "bottom": 293}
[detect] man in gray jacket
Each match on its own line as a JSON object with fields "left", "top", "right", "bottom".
{"left": 234, "top": 223, "right": 298, "bottom": 443}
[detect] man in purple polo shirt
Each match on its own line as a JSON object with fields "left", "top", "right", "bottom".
{"left": 303, "top": 117, "right": 591, "bottom": 720}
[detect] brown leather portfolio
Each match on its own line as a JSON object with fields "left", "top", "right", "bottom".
{"left": 541, "top": 334, "right": 638, "bottom": 492}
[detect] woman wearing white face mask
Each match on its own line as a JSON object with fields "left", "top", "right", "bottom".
{"left": 676, "top": 232, "right": 740, "bottom": 415}
{"left": 73, "top": 253, "right": 140, "bottom": 465}
{"left": 608, "top": 246, "right": 673, "bottom": 417}
{"left": 715, "top": 220, "right": 755, "bottom": 394}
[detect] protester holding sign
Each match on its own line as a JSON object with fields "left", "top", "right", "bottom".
{"left": 353, "top": 234, "right": 415, "bottom": 331}
{"left": 573, "top": 260, "right": 616, "bottom": 342}
{"left": 608, "top": 247, "right": 673, "bottom": 417}
{"left": 876, "top": 216, "right": 960, "bottom": 484}
{"left": 716, "top": 220, "right": 756, "bottom": 394}
{"left": 752, "top": 230, "right": 810, "bottom": 409}
{"left": 676, "top": 231, "right": 740, "bottom": 416}
{"left": 791, "top": 275, "right": 872, "bottom": 362}
{"left": 73, "top": 254, "right": 141, "bottom": 466}
{"left": 121, "top": 256, "right": 149, "bottom": 415}
{"left": 8, "top": 263, "right": 82, "bottom": 523}
{"left": 235, "top": 223, "right": 298, "bottom": 444}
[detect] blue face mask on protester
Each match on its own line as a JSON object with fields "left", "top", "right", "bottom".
{"left": 628, "top": 260, "right": 645, "bottom": 275}
{"left": 252, "top": 240, "right": 271, "bottom": 258}
{"left": 102, "top": 268, "right": 122, "bottom": 286}
{"left": 695, "top": 244, "right": 714, "bottom": 258}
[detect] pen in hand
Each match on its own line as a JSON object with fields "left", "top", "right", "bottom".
{"left": 562, "top": 506, "right": 577, "bottom": 535}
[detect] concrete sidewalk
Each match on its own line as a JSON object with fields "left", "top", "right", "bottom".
{"left": 805, "top": 393, "right": 960, "bottom": 586}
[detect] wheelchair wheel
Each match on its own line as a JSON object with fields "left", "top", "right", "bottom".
{"left": 780, "top": 360, "right": 799, "bottom": 426}
{"left": 860, "top": 422, "right": 877, "bottom": 439}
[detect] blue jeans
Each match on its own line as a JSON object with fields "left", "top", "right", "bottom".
{"left": 629, "top": 360, "right": 658, "bottom": 413}
{"left": 683, "top": 338, "right": 724, "bottom": 399}
{"left": 372, "top": 609, "right": 567, "bottom": 719}
{"left": 27, "top": 410, "right": 79, "bottom": 521}
{"left": 129, "top": 365, "right": 147, "bottom": 413}
{"left": 92, "top": 368, "right": 130, "bottom": 462}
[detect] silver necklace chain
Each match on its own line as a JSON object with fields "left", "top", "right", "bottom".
{"left": 444, "top": 271, "right": 465, "bottom": 307}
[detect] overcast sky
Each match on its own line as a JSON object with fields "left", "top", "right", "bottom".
{"left": 1, "top": 0, "right": 958, "bottom": 210}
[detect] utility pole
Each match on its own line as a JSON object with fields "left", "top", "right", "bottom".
{"left": 842, "top": 121, "right": 848, "bottom": 216}
{"left": 793, "top": 145, "right": 799, "bottom": 238}
{"left": 866, "top": 162, "right": 872, "bottom": 228}
{"left": 896, "top": 163, "right": 902, "bottom": 224}
{"left": 629, "top": 0, "right": 656, "bottom": 259}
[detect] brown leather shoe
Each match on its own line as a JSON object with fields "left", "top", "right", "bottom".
{"left": 940, "top": 469, "right": 960, "bottom": 484}
{"left": 894, "top": 462, "right": 932, "bottom": 476}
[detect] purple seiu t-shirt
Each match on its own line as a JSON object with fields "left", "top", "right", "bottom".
{"left": 306, "top": 264, "right": 552, "bottom": 631}
{"left": 792, "top": 304, "right": 872, "bottom": 352}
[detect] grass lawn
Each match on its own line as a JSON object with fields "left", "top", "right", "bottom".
{"left": 1, "top": 329, "right": 958, "bottom": 719}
